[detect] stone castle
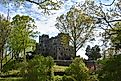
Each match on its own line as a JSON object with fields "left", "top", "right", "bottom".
{"left": 35, "top": 33, "right": 74, "bottom": 60}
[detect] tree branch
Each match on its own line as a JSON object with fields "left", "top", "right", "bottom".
{"left": 108, "top": 19, "right": 121, "bottom": 22}
{"left": 25, "top": 0, "right": 43, "bottom": 8}
{"left": 99, "top": 0, "right": 116, "bottom": 6}
{"left": 76, "top": 26, "right": 94, "bottom": 52}
{"left": 25, "top": 0, "right": 60, "bottom": 10}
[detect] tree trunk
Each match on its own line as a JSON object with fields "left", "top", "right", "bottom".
{"left": 0, "top": 52, "right": 1, "bottom": 70}
{"left": 5, "top": 48, "right": 7, "bottom": 63}
{"left": 103, "top": 50, "right": 106, "bottom": 59}
{"left": 73, "top": 21, "right": 77, "bottom": 58}
{"left": 93, "top": 60, "right": 96, "bottom": 70}
{"left": 24, "top": 48, "right": 26, "bottom": 62}
{"left": 0, "top": 48, "right": 3, "bottom": 71}
{"left": 74, "top": 42, "right": 76, "bottom": 58}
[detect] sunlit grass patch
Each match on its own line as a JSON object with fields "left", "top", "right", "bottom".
{"left": 53, "top": 65, "right": 68, "bottom": 72}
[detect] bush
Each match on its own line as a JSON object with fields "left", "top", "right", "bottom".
{"left": 87, "top": 74, "right": 99, "bottom": 81}
{"left": 65, "top": 58, "right": 89, "bottom": 81}
{"left": 2, "top": 60, "right": 16, "bottom": 73}
{"left": 54, "top": 76, "right": 63, "bottom": 81}
{"left": 20, "top": 55, "right": 54, "bottom": 81}
{"left": 62, "top": 75, "right": 76, "bottom": 81}
{"left": 54, "top": 75, "right": 76, "bottom": 81}
{"left": 98, "top": 54, "right": 121, "bottom": 81}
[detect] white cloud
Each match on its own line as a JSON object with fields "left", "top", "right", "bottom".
{"left": 77, "top": 48, "right": 88, "bottom": 59}
{"left": 35, "top": 20, "right": 59, "bottom": 35}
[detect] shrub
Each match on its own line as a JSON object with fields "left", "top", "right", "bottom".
{"left": 2, "top": 60, "right": 16, "bottom": 73}
{"left": 98, "top": 54, "right": 121, "bottom": 81}
{"left": 54, "top": 75, "right": 76, "bottom": 81}
{"left": 87, "top": 74, "right": 99, "bottom": 81}
{"left": 62, "top": 75, "right": 76, "bottom": 81}
{"left": 20, "top": 55, "right": 54, "bottom": 81}
{"left": 54, "top": 76, "right": 63, "bottom": 81}
{"left": 65, "top": 58, "right": 89, "bottom": 81}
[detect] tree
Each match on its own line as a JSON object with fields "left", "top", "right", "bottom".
{"left": 98, "top": 54, "right": 121, "bottom": 81}
{"left": 20, "top": 55, "right": 54, "bottom": 81}
{"left": 85, "top": 45, "right": 91, "bottom": 59}
{"left": 0, "top": 14, "right": 11, "bottom": 70}
{"left": 96, "top": 0, "right": 121, "bottom": 23}
{"left": 110, "top": 22, "right": 121, "bottom": 46}
{"left": 85, "top": 45, "right": 101, "bottom": 60}
{"left": 77, "top": 0, "right": 121, "bottom": 37}
{"left": 8, "top": 15, "right": 37, "bottom": 61}
{"left": 104, "top": 22, "right": 121, "bottom": 55}
{"left": 55, "top": 7, "right": 94, "bottom": 57}
{"left": 65, "top": 58, "right": 99, "bottom": 81}
{"left": 87, "top": 0, "right": 121, "bottom": 26}
{"left": 72, "top": 0, "right": 121, "bottom": 58}
{"left": 65, "top": 58, "right": 89, "bottom": 81}
{"left": 91, "top": 45, "right": 101, "bottom": 60}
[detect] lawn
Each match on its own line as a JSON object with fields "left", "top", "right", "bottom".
{"left": 53, "top": 65, "right": 68, "bottom": 72}
{"left": 0, "top": 77, "right": 22, "bottom": 81}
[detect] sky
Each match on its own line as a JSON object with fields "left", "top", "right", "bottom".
{"left": 0, "top": 0, "right": 114, "bottom": 59}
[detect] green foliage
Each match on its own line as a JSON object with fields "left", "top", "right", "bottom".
{"left": 8, "top": 15, "right": 37, "bottom": 59}
{"left": 60, "top": 33, "right": 70, "bottom": 46}
{"left": 20, "top": 55, "right": 54, "bottom": 81}
{"left": 87, "top": 74, "right": 99, "bottom": 81}
{"left": 54, "top": 75, "right": 76, "bottom": 81}
{"left": 1, "top": 0, "right": 62, "bottom": 13}
{"left": 64, "top": 58, "right": 99, "bottom": 81}
{"left": 0, "top": 78, "right": 22, "bottom": 81}
{"left": 85, "top": 45, "right": 101, "bottom": 60}
{"left": 62, "top": 75, "right": 76, "bottom": 81}
{"left": 55, "top": 7, "right": 94, "bottom": 56}
{"left": 110, "top": 22, "right": 121, "bottom": 45}
{"left": 65, "top": 58, "right": 89, "bottom": 81}
{"left": 0, "top": 14, "right": 11, "bottom": 54}
{"left": 0, "top": 14, "right": 11, "bottom": 70}
{"left": 2, "top": 60, "right": 16, "bottom": 73}
{"left": 98, "top": 54, "right": 121, "bottom": 81}
{"left": 54, "top": 76, "right": 63, "bottom": 81}
{"left": 0, "top": 14, "right": 10, "bottom": 45}
{"left": 53, "top": 65, "right": 68, "bottom": 72}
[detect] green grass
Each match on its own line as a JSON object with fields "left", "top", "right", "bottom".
{"left": 53, "top": 65, "right": 68, "bottom": 72}
{"left": 0, "top": 77, "right": 22, "bottom": 81}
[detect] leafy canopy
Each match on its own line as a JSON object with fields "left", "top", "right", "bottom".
{"left": 55, "top": 7, "right": 94, "bottom": 56}
{"left": 98, "top": 54, "right": 121, "bottom": 81}
{"left": 8, "top": 15, "right": 37, "bottom": 55}
{"left": 20, "top": 55, "right": 54, "bottom": 81}
{"left": 65, "top": 58, "right": 89, "bottom": 81}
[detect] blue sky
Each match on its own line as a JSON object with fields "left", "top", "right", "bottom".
{"left": 0, "top": 0, "right": 114, "bottom": 59}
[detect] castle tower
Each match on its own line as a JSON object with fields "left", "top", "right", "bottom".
{"left": 39, "top": 34, "right": 49, "bottom": 56}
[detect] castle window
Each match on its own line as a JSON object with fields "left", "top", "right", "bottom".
{"left": 45, "top": 45, "right": 47, "bottom": 47}
{"left": 59, "top": 48, "right": 60, "bottom": 50}
{"left": 41, "top": 40, "right": 43, "bottom": 43}
{"left": 61, "top": 53, "right": 63, "bottom": 55}
{"left": 43, "top": 49, "right": 44, "bottom": 51}
{"left": 53, "top": 43, "right": 56, "bottom": 45}
{"left": 54, "top": 48, "right": 56, "bottom": 50}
